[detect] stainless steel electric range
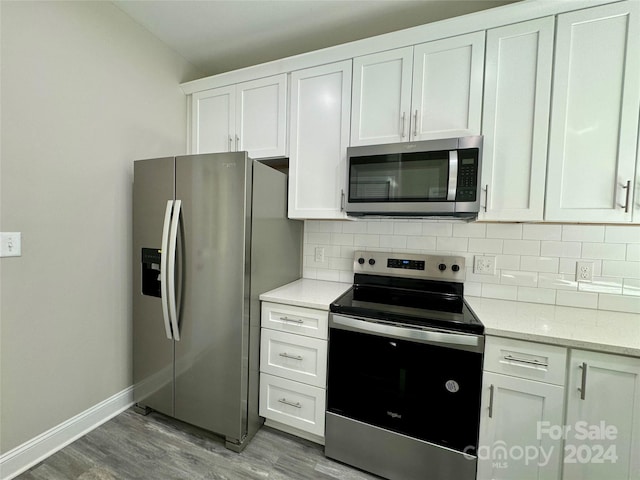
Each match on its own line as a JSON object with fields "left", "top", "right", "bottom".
{"left": 325, "top": 251, "right": 484, "bottom": 480}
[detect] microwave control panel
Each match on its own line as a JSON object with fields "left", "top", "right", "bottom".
{"left": 455, "top": 150, "right": 478, "bottom": 202}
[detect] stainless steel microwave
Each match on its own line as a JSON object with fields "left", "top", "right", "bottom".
{"left": 345, "top": 136, "right": 482, "bottom": 218}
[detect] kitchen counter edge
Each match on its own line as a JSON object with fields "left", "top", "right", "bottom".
{"left": 259, "top": 278, "right": 352, "bottom": 311}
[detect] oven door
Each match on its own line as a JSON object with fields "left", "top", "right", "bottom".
{"left": 327, "top": 314, "right": 483, "bottom": 454}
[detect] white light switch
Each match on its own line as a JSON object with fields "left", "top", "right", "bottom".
{"left": 0, "top": 232, "right": 22, "bottom": 257}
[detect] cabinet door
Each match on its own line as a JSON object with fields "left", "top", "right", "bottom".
{"left": 288, "top": 61, "right": 352, "bottom": 219}
{"left": 236, "top": 75, "right": 287, "bottom": 159}
{"left": 191, "top": 85, "right": 235, "bottom": 154}
{"left": 478, "top": 372, "right": 564, "bottom": 480}
{"left": 350, "top": 47, "right": 413, "bottom": 146}
{"left": 546, "top": 1, "right": 640, "bottom": 222}
{"left": 564, "top": 350, "right": 640, "bottom": 480}
{"left": 480, "top": 18, "right": 554, "bottom": 222}
{"left": 411, "top": 31, "right": 484, "bottom": 141}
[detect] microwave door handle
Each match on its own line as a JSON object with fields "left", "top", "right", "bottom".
{"left": 447, "top": 150, "right": 458, "bottom": 201}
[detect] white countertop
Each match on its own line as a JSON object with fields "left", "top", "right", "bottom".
{"left": 466, "top": 296, "right": 640, "bottom": 358}
{"left": 259, "top": 278, "right": 352, "bottom": 311}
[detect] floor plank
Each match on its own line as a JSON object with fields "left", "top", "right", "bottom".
{"left": 16, "top": 409, "right": 382, "bottom": 480}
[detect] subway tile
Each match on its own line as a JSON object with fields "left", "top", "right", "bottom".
{"left": 598, "top": 294, "right": 640, "bottom": 314}
{"left": 556, "top": 290, "right": 599, "bottom": 309}
{"left": 486, "top": 224, "right": 523, "bottom": 239}
{"left": 354, "top": 234, "right": 380, "bottom": 248}
{"left": 423, "top": 222, "right": 453, "bottom": 237}
{"left": 406, "top": 236, "right": 437, "bottom": 251}
{"left": 468, "top": 238, "right": 503, "bottom": 254}
{"left": 541, "top": 241, "right": 582, "bottom": 258}
{"left": 342, "top": 221, "right": 368, "bottom": 234}
{"left": 329, "top": 256, "right": 352, "bottom": 271}
{"left": 379, "top": 235, "right": 408, "bottom": 249}
{"left": 465, "top": 267, "right": 501, "bottom": 285}
{"left": 331, "top": 233, "right": 354, "bottom": 246}
{"left": 302, "top": 267, "right": 317, "bottom": 279}
{"left": 453, "top": 223, "right": 486, "bottom": 238}
{"left": 517, "top": 287, "right": 557, "bottom": 305}
{"left": 578, "top": 277, "right": 623, "bottom": 295}
{"left": 305, "top": 220, "right": 343, "bottom": 233}
{"left": 436, "top": 236, "right": 468, "bottom": 252}
{"left": 602, "top": 261, "right": 640, "bottom": 279}
{"left": 340, "top": 246, "right": 356, "bottom": 258}
{"left": 581, "top": 243, "right": 626, "bottom": 260}
{"left": 316, "top": 269, "right": 341, "bottom": 282}
{"left": 538, "top": 273, "right": 578, "bottom": 291}
{"left": 367, "top": 221, "right": 394, "bottom": 234}
{"left": 482, "top": 284, "right": 518, "bottom": 301}
{"left": 339, "top": 270, "right": 354, "bottom": 283}
{"left": 605, "top": 225, "right": 640, "bottom": 244}
{"left": 500, "top": 270, "right": 538, "bottom": 287}
{"left": 495, "top": 255, "right": 520, "bottom": 270}
{"left": 522, "top": 224, "right": 562, "bottom": 241}
{"left": 520, "top": 256, "right": 559, "bottom": 273}
{"left": 503, "top": 239, "right": 540, "bottom": 256}
{"left": 307, "top": 232, "right": 331, "bottom": 244}
{"left": 627, "top": 244, "right": 640, "bottom": 262}
{"left": 623, "top": 279, "right": 640, "bottom": 296}
{"left": 562, "top": 225, "right": 605, "bottom": 242}
{"left": 464, "top": 281, "right": 483, "bottom": 297}
{"left": 393, "top": 222, "right": 422, "bottom": 235}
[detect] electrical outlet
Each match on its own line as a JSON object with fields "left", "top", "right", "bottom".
{"left": 0, "top": 232, "right": 22, "bottom": 257}
{"left": 474, "top": 255, "right": 496, "bottom": 275}
{"left": 576, "top": 261, "right": 594, "bottom": 283}
{"left": 314, "top": 247, "right": 325, "bottom": 263}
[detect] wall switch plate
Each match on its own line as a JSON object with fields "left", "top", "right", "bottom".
{"left": 314, "top": 247, "right": 325, "bottom": 263}
{"left": 474, "top": 255, "right": 496, "bottom": 275}
{"left": 0, "top": 232, "right": 22, "bottom": 257}
{"left": 576, "top": 261, "right": 593, "bottom": 282}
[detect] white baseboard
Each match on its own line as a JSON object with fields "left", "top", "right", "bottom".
{"left": 0, "top": 386, "right": 134, "bottom": 480}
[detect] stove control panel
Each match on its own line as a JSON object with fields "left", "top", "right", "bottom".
{"left": 354, "top": 251, "right": 465, "bottom": 282}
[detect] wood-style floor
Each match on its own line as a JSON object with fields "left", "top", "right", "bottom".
{"left": 16, "top": 409, "right": 381, "bottom": 480}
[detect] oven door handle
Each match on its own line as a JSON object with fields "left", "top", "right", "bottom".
{"left": 330, "top": 314, "right": 483, "bottom": 353}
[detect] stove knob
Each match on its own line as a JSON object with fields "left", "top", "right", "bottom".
{"left": 358, "top": 257, "right": 365, "bottom": 265}
{"left": 438, "top": 263, "right": 447, "bottom": 271}
{"left": 369, "top": 258, "right": 376, "bottom": 266}
{"left": 452, "top": 264, "right": 460, "bottom": 272}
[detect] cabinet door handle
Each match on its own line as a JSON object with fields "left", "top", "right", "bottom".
{"left": 228, "top": 135, "right": 233, "bottom": 152}
{"left": 341, "top": 189, "right": 346, "bottom": 212}
{"left": 401, "top": 112, "right": 406, "bottom": 138}
{"left": 278, "top": 398, "right": 302, "bottom": 408}
{"left": 621, "top": 180, "right": 631, "bottom": 213}
{"left": 235, "top": 134, "right": 240, "bottom": 151}
{"left": 578, "top": 362, "right": 588, "bottom": 400}
{"left": 483, "top": 185, "right": 489, "bottom": 212}
{"left": 488, "top": 384, "right": 495, "bottom": 418}
{"left": 503, "top": 355, "right": 549, "bottom": 368}
{"left": 279, "top": 352, "right": 303, "bottom": 361}
{"left": 413, "top": 110, "right": 418, "bottom": 138}
{"left": 280, "top": 316, "right": 303, "bottom": 324}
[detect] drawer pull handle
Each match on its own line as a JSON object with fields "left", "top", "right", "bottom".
{"left": 279, "top": 352, "right": 303, "bottom": 360}
{"left": 503, "top": 355, "right": 549, "bottom": 368}
{"left": 278, "top": 398, "right": 302, "bottom": 408}
{"left": 578, "top": 362, "right": 588, "bottom": 400}
{"left": 280, "top": 316, "right": 304, "bottom": 324}
{"left": 488, "top": 384, "right": 495, "bottom": 418}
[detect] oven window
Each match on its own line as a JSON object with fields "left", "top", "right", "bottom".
{"left": 348, "top": 151, "right": 449, "bottom": 202}
{"left": 327, "top": 327, "right": 482, "bottom": 453}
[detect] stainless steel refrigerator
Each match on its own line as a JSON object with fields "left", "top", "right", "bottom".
{"left": 132, "top": 152, "right": 302, "bottom": 451}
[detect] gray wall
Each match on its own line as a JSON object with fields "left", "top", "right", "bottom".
{"left": 0, "top": 1, "right": 201, "bottom": 452}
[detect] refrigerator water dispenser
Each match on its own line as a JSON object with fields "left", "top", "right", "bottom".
{"left": 141, "top": 248, "right": 161, "bottom": 297}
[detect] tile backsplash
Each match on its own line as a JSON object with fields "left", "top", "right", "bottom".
{"left": 302, "top": 220, "right": 640, "bottom": 314}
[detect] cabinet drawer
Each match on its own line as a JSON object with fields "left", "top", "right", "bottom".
{"left": 259, "top": 373, "right": 325, "bottom": 437}
{"left": 261, "top": 302, "right": 328, "bottom": 340}
{"left": 484, "top": 336, "right": 567, "bottom": 386}
{"left": 260, "top": 329, "right": 327, "bottom": 387}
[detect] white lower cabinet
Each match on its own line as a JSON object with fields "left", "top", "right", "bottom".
{"left": 259, "top": 301, "right": 329, "bottom": 443}
{"left": 563, "top": 350, "right": 640, "bottom": 480}
{"left": 478, "top": 337, "right": 566, "bottom": 480}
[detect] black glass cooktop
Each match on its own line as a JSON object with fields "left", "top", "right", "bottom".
{"left": 330, "top": 274, "right": 484, "bottom": 335}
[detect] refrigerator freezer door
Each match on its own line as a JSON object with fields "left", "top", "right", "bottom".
{"left": 133, "top": 157, "right": 175, "bottom": 417}
{"left": 173, "top": 152, "right": 252, "bottom": 445}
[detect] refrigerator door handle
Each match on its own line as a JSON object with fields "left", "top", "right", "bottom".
{"left": 168, "top": 199, "right": 182, "bottom": 341}
{"left": 160, "top": 200, "right": 174, "bottom": 340}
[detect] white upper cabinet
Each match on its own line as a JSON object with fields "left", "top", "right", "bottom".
{"left": 479, "top": 17, "right": 554, "bottom": 222}
{"left": 411, "top": 31, "right": 484, "bottom": 141}
{"left": 288, "top": 61, "right": 352, "bottom": 219}
{"left": 191, "top": 74, "right": 287, "bottom": 159}
{"left": 350, "top": 47, "right": 413, "bottom": 146}
{"left": 546, "top": 1, "right": 640, "bottom": 223}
